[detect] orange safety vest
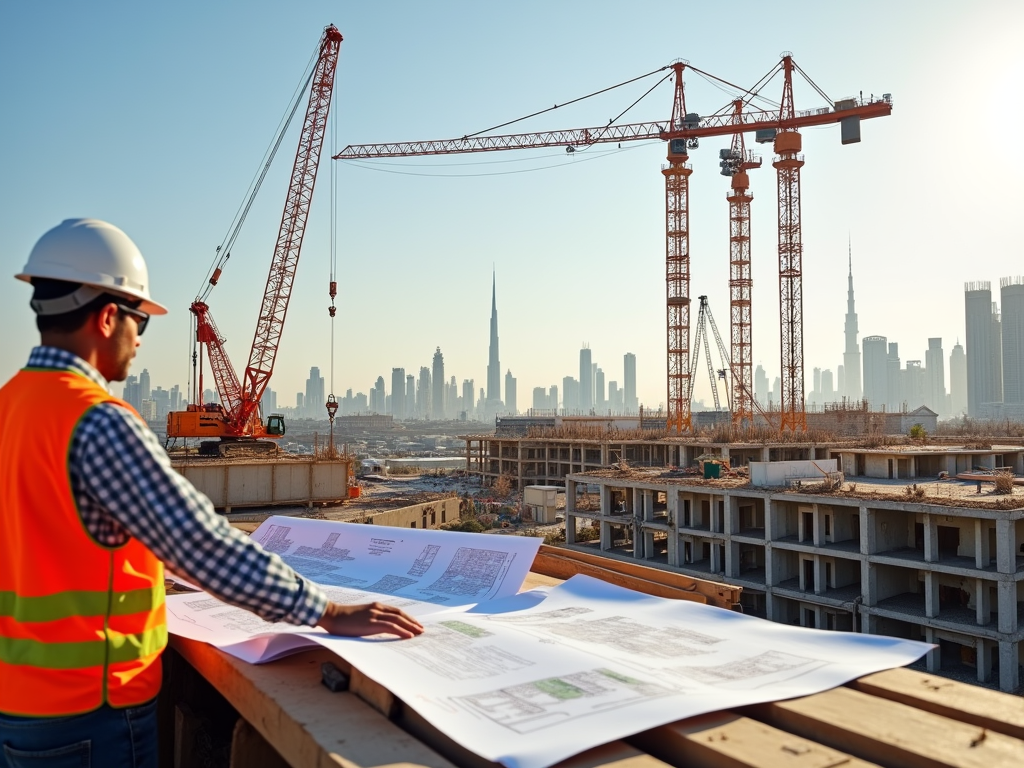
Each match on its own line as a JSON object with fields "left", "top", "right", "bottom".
{"left": 0, "top": 367, "right": 166, "bottom": 716}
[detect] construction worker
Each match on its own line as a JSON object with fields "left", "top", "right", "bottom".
{"left": 0, "top": 219, "right": 423, "bottom": 767}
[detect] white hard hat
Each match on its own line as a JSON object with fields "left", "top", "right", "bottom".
{"left": 16, "top": 218, "right": 168, "bottom": 315}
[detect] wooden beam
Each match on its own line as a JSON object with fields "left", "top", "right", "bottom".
{"left": 849, "top": 667, "right": 1024, "bottom": 742}
{"left": 747, "top": 685, "right": 1024, "bottom": 768}
{"left": 170, "top": 636, "right": 457, "bottom": 768}
{"left": 629, "top": 711, "right": 881, "bottom": 768}
{"left": 539, "top": 546, "right": 742, "bottom": 605}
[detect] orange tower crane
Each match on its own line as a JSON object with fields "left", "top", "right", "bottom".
{"left": 334, "top": 56, "right": 891, "bottom": 434}
{"left": 719, "top": 99, "right": 761, "bottom": 428}
{"left": 168, "top": 25, "right": 344, "bottom": 452}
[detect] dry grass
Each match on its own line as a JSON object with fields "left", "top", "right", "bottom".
{"left": 994, "top": 471, "right": 1016, "bottom": 495}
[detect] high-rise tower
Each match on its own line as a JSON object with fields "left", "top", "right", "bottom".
{"left": 1001, "top": 276, "right": 1024, "bottom": 404}
{"left": 965, "top": 282, "right": 1001, "bottom": 416}
{"left": 486, "top": 271, "right": 502, "bottom": 409}
{"left": 432, "top": 347, "right": 445, "bottom": 419}
{"left": 843, "top": 242, "right": 862, "bottom": 401}
{"left": 579, "top": 345, "right": 593, "bottom": 411}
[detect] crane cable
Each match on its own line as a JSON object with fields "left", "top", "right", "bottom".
{"left": 326, "top": 55, "right": 340, "bottom": 452}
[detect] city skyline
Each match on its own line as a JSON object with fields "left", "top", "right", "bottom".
{"left": 2, "top": 4, "right": 1021, "bottom": 410}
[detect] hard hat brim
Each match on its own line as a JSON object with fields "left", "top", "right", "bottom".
{"left": 16, "top": 271, "right": 169, "bottom": 315}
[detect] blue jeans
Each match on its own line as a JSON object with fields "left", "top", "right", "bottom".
{"left": 0, "top": 698, "right": 157, "bottom": 768}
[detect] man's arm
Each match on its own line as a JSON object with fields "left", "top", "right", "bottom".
{"left": 69, "top": 403, "right": 421, "bottom": 639}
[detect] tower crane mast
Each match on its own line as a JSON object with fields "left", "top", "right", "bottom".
{"left": 334, "top": 56, "right": 891, "bottom": 435}
{"left": 168, "top": 25, "right": 344, "bottom": 451}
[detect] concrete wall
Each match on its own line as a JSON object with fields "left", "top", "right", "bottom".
{"left": 750, "top": 460, "right": 837, "bottom": 486}
{"left": 175, "top": 458, "right": 351, "bottom": 510}
{"left": 363, "top": 497, "right": 460, "bottom": 529}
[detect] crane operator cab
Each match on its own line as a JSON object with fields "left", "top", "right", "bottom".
{"left": 266, "top": 413, "right": 286, "bottom": 436}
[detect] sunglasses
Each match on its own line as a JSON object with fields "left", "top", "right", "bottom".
{"left": 117, "top": 304, "right": 150, "bottom": 336}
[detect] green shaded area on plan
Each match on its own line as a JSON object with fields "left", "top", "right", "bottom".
{"left": 439, "top": 620, "right": 492, "bottom": 639}
{"left": 599, "top": 669, "right": 642, "bottom": 685}
{"left": 534, "top": 678, "right": 585, "bottom": 700}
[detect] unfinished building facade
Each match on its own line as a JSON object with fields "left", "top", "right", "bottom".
{"left": 564, "top": 461, "right": 1024, "bottom": 693}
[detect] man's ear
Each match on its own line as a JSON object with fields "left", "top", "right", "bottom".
{"left": 93, "top": 303, "right": 120, "bottom": 340}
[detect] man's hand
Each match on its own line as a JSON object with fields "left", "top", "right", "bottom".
{"left": 316, "top": 601, "right": 424, "bottom": 639}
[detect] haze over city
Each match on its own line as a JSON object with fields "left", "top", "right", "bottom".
{"left": 2, "top": 2, "right": 1021, "bottom": 415}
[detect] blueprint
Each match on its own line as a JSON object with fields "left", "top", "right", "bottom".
{"left": 309, "top": 575, "right": 931, "bottom": 768}
{"left": 166, "top": 516, "right": 542, "bottom": 662}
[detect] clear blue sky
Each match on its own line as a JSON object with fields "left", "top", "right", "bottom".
{"left": 2, "top": 2, "right": 1022, "bottom": 411}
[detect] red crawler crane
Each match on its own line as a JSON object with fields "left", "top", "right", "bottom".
{"left": 335, "top": 56, "right": 890, "bottom": 434}
{"left": 167, "top": 25, "right": 343, "bottom": 453}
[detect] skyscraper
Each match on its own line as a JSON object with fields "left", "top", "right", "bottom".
{"left": 139, "top": 368, "right": 151, "bottom": 402}
{"left": 305, "top": 367, "right": 324, "bottom": 419}
{"left": 754, "top": 365, "right": 768, "bottom": 407}
{"left": 432, "top": 347, "right": 445, "bottom": 419}
{"left": 562, "top": 376, "right": 579, "bottom": 412}
{"left": 486, "top": 271, "right": 502, "bottom": 409}
{"left": 417, "top": 367, "right": 431, "bottom": 418}
{"left": 532, "top": 387, "right": 547, "bottom": 412}
{"left": 965, "top": 282, "right": 1001, "bottom": 416}
{"left": 595, "top": 368, "right": 605, "bottom": 409}
{"left": 548, "top": 384, "right": 559, "bottom": 412}
{"left": 504, "top": 370, "right": 517, "bottom": 415}
{"left": 391, "top": 368, "right": 406, "bottom": 419}
{"left": 862, "top": 335, "right": 888, "bottom": 408}
{"left": 843, "top": 244, "right": 862, "bottom": 401}
{"left": 925, "top": 338, "right": 946, "bottom": 416}
{"left": 406, "top": 374, "right": 416, "bottom": 417}
{"left": 821, "top": 369, "right": 834, "bottom": 401}
{"left": 1000, "top": 276, "right": 1024, "bottom": 404}
{"left": 886, "top": 343, "right": 902, "bottom": 411}
{"left": 623, "top": 353, "right": 637, "bottom": 413}
{"left": 949, "top": 341, "right": 967, "bottom": 416}
{"left": 462, "top": 379, "right": 475, "bottom": 418}
{"left": 579, "top": 345, "right": 592, "bottom": 411}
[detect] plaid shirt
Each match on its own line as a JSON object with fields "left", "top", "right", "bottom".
{"left": 21, "top": 346, "right": 328, "bottom": 626}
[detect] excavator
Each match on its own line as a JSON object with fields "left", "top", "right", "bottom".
{"left": 167, "top": 25, "right": 343, "bottom": 456}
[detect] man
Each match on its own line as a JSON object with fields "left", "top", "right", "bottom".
{"left": 0, "top": 219, "right": 423, "bottom": 767}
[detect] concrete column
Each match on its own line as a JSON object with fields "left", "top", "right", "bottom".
{"left": 995, "top": 519, "right": 1017, "bottom": 574}
{"left": 667, "top": 526, "right": 679, "bottom": 567}
{"left": 861, "top": 611, "right": 879, "bottom": 634}
{"left": 861, "top": 559, "right": 877, "bottom": 606}
{"left": 764, "top": 542, "right": 775, "bottom": 585}
{"left": 976, "top": 578, "right": 991, "bottom": 625}
{"left": 812, "top": 504, "right": 823, "bottom": 547}
{"left": 764, "top": 498, "right": 774, "bottom": 542}
{"left": 600, "top": 443, "right": 609, "bottom": 466}
{"left": 814, "top": 556, "right": 827, "bottom": 595}
{"left": 924, "top": 628, "right": 941, "bottom": 673}
{"left": 799, "top": 557, "right": 809, "bottom": 592}
{"left": 726, "top": 541, "right": 740, "bottom": 579}
{"left": 860, "top": 506, "right": 874, "bottom": 555}
{"left": 975, "top": 519, "right": 991, "bottom": 569}
{"left": 924, "top": 572, "right": 939, "bottom": 618}
{"left": 922, "top": 514, "right": 938, "bottom": 563}
{"left": 600, "top": 520, "right": 612, "bottom": 551}
{"left": 631, "top": 488, "right": 643, "bottom": 560}
{"left": 710, "top": 543, "right": 722, "bottom": 574}
{"left": 643, "top": 490, "right": 654, "bottom": 522}
{"left": 598, "top": 484, "right": 610, "bottom": 514}
{"left": 725, "top": 495, "right": 738, "bottom": 535}
{"left": 976, "top": 639, "right": 992, "bottom": 684}
{"left": 999, "top": 641, "right": 1020, "bottom": 692}
{"left": 997, "top": 580, "right": 1017, "bottom": 634}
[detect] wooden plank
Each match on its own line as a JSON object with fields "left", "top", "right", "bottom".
{"left": 399, "top": 701, "right": 670, "bottom": 768}
{"left": 747, "top": 685, "right": 1024, "bottom": 768}
{"left": 170, "top": 635, "right": 457, "bottom": 768}
{"left": 848, "top": 667, "right": 1024, "bottom": 742}
{"left": 532, "top": 550, "right": 709, "bottom": 605}
{"left": 629, "top": 711, "right": 881, "bottom": 768}
{"left": 536, "top": 546, "right": 742, "bottom": 608}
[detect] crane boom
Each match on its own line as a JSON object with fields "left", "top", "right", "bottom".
{"left": 234, "top": 24, "right": 343, "bottom": 433}
{"left": 168, "top": 25, "right": 343, "bottom": 449}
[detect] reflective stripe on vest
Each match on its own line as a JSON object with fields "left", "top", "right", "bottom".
{"left": 0, "top": 367, "right": 167, "bottom": 716}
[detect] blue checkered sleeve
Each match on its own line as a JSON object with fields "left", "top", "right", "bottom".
{"left": 69, "top": 403, "right": 328, "bottom": 626}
